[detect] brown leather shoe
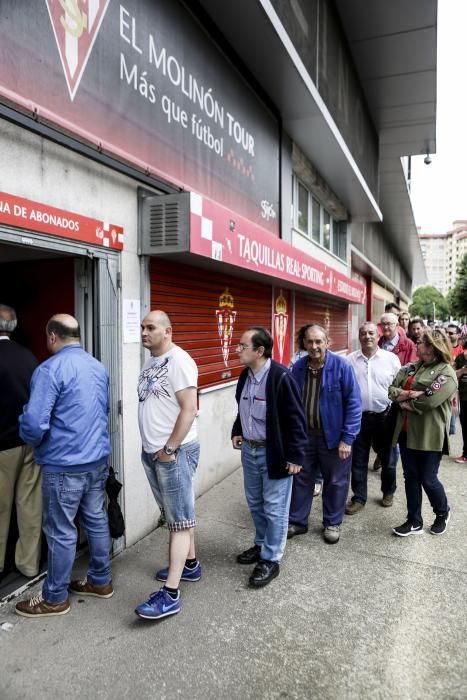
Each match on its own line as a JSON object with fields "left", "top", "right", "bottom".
{"left": 69, "top": 579, "right": 114, "bottom": 598}
{"left": 382, "top": 493, "right": 394, "bottom": 507}
{"left": 15, "top": 594, "right": 70, "bottom": 618}
{"left": 345, "top": 500, "right": 365, "bottom": 515}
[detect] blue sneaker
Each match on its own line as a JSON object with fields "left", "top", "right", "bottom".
{"left": 135, "top": 588, "right": 181, "bottom": 620}
{"left": 155, "top": 562, "right": 202, "bottom": 582}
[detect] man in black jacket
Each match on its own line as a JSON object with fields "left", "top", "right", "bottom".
{"left": 231, "top": 326, "right": 307, "bottom": 587}
{"left": 0, "top": 304, "right": 40, "bottom": 578}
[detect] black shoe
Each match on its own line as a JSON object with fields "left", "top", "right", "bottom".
{"left": 392, "top": 521, "right": 424, "bottom": 537}
{"left": 248, "top": 560, "right": 279, "bottom": 588}
{"left": 287, "top": 524, "right": 308, "bottom": 539}
{"left": 430, "top": 510, "right": 451, "bottom": 535}
{"left": 236, "top": 544, "right": 261, "bottom": 565}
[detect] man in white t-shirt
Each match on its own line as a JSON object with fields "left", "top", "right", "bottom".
{"left": 135, "top": 310, "right": 200, "bottom": 621}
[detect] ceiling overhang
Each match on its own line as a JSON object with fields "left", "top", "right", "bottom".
{"left": 335, "top": 0, "right": 437, "bottom": 160}
{"left": 336, "top": 0, "right": 437, "bottom": 287}
{"left": 197, "top": 0, "right": 437, "bottom": 287}
{"left": 197, "top": 0, "right": 382, "bottom": 222}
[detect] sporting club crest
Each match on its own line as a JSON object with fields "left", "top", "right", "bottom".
{"left": 216, "top": 288, "right": 237, "bottom": 367}
{"left": 274, "top": 290, "right": 288, "bottom": 364}
{"left": 46, "top": 0, "right": 110, "bottom": 101}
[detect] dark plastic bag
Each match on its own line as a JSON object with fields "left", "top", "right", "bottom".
{"left": 106, "top": 466, "right": 125, "bottom": 539}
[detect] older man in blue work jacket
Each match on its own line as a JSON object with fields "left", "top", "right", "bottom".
{"left": 287, "top": 324, "right": 361, "bottom": 544}
{"left": 16, "top": 314, "right": 113, "bottom": 618}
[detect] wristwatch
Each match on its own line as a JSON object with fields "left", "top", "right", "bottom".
{"left": 163, "top": 444, "right": 176, "bottom": 456}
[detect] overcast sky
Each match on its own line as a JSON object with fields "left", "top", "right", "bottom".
{"left": 410, "top": 0, "right": 465, "bottom": 235}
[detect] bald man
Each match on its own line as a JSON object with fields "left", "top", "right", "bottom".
{"left": 16, "top": 314, "right": 113, "bottom": 618}
{"left": 135, "top": 310, "right": 199, "bottom": 621}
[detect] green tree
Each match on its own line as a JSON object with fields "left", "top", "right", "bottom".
{"left": 448, "top": 253, "right": 467, "bottom": 321}
{"left": 409, "top": 285, "right": 449, "bottom": 320}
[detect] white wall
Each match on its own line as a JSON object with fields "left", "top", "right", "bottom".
{"left": 0, "top": 120, "right": 242, "bottom": 549}
{"left": 196, "top": 384, "right": 241, "bottom": 495}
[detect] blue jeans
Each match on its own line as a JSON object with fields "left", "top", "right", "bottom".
{"left": 241, "top": 443, "right": 292, "bottom": 562}
{"left": 399, "top": 433, "right": 449, "bottom": 527}
{"left": 142, "top": 441, "right": 200, "bottom": 531}
{"left": 289, "top": 434, "right": 352, "bottom": 527}
{"left": 449, "top": 412, "right": 456, "bottom": 436}
{"left": 42, "top": 464, "right": 111, "bottom": 604}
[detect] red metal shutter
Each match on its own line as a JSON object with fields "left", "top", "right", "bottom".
{"left": 294, "top": 292, "right": 349, "bottom": 352}
{"left": 150, "top": 259, "right": 272, "bottom": 388}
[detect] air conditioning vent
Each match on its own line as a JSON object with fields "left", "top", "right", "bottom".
{"left": 139, "top": 191, "right": 190, "bottom": 255}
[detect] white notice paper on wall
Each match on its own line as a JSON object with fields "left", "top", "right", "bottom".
{"left": 123, "top": 299, "right": 141, "bottom": 344}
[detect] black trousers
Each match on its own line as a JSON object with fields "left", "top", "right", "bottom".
{"left": 460, "top": 400, "right": 467, "bottom": 457}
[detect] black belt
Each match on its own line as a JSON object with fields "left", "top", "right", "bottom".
{"left": 363, "top": 409, "right": 389, "bottom": 416}
{"left": 243, "top": 439, "right": 266, "bottom": 448}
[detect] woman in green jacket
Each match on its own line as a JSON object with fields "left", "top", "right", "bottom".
{"left": 388, "top": 329, "right": 457, "bottom": 537}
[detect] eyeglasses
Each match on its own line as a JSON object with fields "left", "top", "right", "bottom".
{"left": 447, "top": 331, "right": 456, "bottom": 336}
{"left": 381, "top": 322, "right": 396, "bottom": 328}
{"left": 236, "top": 343, "right": 254, "bottom": 351}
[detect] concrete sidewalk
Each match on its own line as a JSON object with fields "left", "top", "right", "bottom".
{"left": 2, "top": 437, "right": 467, "bottom": 700}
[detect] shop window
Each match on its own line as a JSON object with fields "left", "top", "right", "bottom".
{"left": 311, "top": 196, "right": 320, "bottom": 243}
{"left": 322, "top": 210, "right": 331, "bottom": 250}
{"left": 293, "top": 177, "right": 347, "bottom": 261}
{"left": 297, "top": 181, "right": 309, "bottom": 234}
{"left": 333, "top": 221, "right": 347, "bottom": 260}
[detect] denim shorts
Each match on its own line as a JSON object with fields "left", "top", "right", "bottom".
{"left": 141, "top": 440, "right": 200, "bottom": 531}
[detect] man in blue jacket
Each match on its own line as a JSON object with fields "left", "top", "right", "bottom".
{"left": 288, "top": 324, "right": 361, "bottom": 544}
{"left": 16, "top": 314, "right": 113, "bottom": 618}
{"left": 232, "top": 327, "right": 307, "bottom": 587}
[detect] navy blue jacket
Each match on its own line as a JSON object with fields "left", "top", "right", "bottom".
{"left": 291, "top": 351, "right": 361, "bottom": 448}
{"left": 232, "top": 360, "right": 307, "bottom": 479}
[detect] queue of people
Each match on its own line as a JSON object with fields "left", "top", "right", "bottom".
{"left": 3, "top": 300, "right": 462, "bottom": 621}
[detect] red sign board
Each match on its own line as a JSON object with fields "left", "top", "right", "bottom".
{"left": 189, "top": 193, "right": 366, "bottom": 305}
{"left": 0, "top": 191, "right": 123, "bottom": 250}
{"left": 0, "top": 1, "right": 279, "bottom": 236}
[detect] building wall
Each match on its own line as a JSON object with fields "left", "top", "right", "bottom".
{"left": 0, "top": 120, "right": 161, "bottom": 546}
{"left": 269, "top": 0, "right": 379, "bottom": 193}
{"left": 419, "top": 234, "right": 447, "bottom": 294}
{"left": 352, "top": 221, "right": 412, "bottom": 298}
{"left": 419, "top": 224, "right": 467, "bottom": 296}
{"left": 0, "top": 0, "right": 372, "bottom": 556}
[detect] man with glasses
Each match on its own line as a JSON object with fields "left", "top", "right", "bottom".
{"left": 378, "top": 313, "right": 417, "bottom": 365}
{"left": 232, "top": 327, "right": 307, "bottom": 588}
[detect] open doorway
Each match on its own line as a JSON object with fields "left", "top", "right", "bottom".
{"left": 0, "top": 243, "right": 77, "bottom": 598}
{"left": 0, "top": 238, "right": 121, "bottom": 600}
